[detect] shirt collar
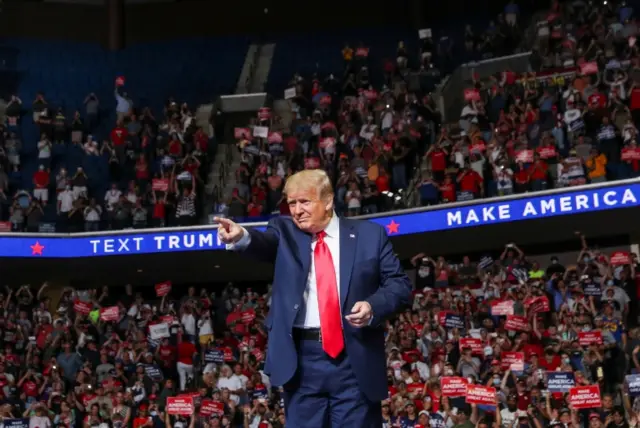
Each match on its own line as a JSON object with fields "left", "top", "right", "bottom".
{"left": 322, "top": 213, "right": 340, "bottom": 239}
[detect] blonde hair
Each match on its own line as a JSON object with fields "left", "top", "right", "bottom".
{"left": 284, "top": 169, "right": 334, "bottom": 201}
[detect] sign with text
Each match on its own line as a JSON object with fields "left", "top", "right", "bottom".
{"left": 504, "top": 315, "right": 529, "bottom": 332}
{"left": 569, "top": 385, "right": 601, "bottom": 409}
{"left": 501, "top": 352, "right": 524, "bottom": 371}
{"left": 626, "top": 374, "right": 640, "bottom": 396}
{"left": 200, "top": 399, "right": 224, "bottom": 416}
{"left": 100, "top": 306, "right": 119, "bottom": 322}
{"left": 152, "top": 179, "right": 169, "bottom": 192}
{"left": 524, "top": 296, "right": 550, "bottom": 313}
{"left": 465, "top": 384, "right": 496, "bottom": 405}
{"left": 610, "top": 251, "right": 630, "bottom": 266}
{"left": 74, "top": 300, "right": 92, "bottom": 315}
{"left": 0, "top": 182, "right": 637, "bottom": 259}
{"left": 166, "top": 397, "right": 194, "bottom": 415}
{"left": 578, "top": 331, "right": 603, "bottom": 346}
{"left": 444, "top": 313, "right": 464, "bottom": 329}
{"left": 491, "top": 300, "right": 514, "bottom": 316}
{"left": 441, "top": 376, "right": 468, "bottom": 397}
{"left": 155, "top": 281, "right": 172, "bottom": 297}
{"left": 459, "top": 338, "right": 484, "bottom": 355}
{"left": 149, "top": 323, "right": 170, "bottom": 340}
{"left": 547, "top": 372, "right": 575, "bottom": 392}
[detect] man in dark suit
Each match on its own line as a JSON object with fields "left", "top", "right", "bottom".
{"left": 217, "top": 169, "right": 411, "bottom": 427}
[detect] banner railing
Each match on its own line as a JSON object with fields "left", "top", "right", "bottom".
{"left": 1, "top": 178, "right": 637, "bottom": 239}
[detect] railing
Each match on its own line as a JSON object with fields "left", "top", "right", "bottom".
{"left": 244, "top": 45, "right": 262, "bottom": 93}
{"left": 4, "top": 177, "right": 637, "bottom": 238}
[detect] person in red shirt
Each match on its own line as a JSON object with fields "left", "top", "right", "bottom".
{"left": 426, "top": 143, "right": 448, "bottom": 182}
{"left": 457, "top": 165, "right": 483, "bottom": 197}
{"left": 132, "top": 404, "right": 152, "bottom": 428}
{"left": 538, "top": 347, "right": 561, "bottom": 371}
{"left": 110, "top": 121, "right": 127, "bottom": 147}
{"left": 439, "top": 175, "right": 456, "bottom": 202}
{"left": 156, "top": 337, "right": 176, "bottom": 368}
{"left": 17, "top": 368, "right": 39, "bottom": 397}
{"left": 247, "top": 195, "right": 264, "bottom": 217}
{"left": 513, "top": 162, "right": 530, "bottom": 193}
{"left": 110, "top": 121, "right": 128, "bottom": 163}
{"left": 176, "top": 338, "right": 197, "bottom": 391}
{"left": 194, "top": 128, "right": 209, "bottom": 152}
{"left": 528, "top": 155, "right": 548, "bottom": 191}
{"left": 33, "top": 165, "right": 50, "bottom": 203}
{"left": 151, "top": 191, "right": 168, "bottom": 227}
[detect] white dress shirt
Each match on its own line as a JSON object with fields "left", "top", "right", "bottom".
{"left": 227, "top": 215, "right": 342, "bottom": 329}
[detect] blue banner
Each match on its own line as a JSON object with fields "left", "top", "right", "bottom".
{"left": 0, "top": 183, "right": 637, "bottom": 258}
{"left": 547, "top": 372, "right": 575, "bottom": 392}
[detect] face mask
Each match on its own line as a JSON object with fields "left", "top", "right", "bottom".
{"left": 493, "top": 378, "right": 500, "bottom": 386}
{"left": 445, "top": 369, "right": 454, "bottom": 376}
{"left": 583, "top": 256, "right": 590, "bottom": 263}
{"left": 563, "top": 358, "right": 570, "bottom": 365}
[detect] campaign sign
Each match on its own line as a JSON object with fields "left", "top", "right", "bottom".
{"left": 626, "top": 374, "right": 640, "bottom": 396}
{"left": 74, "top": 300, "right": 92, "bottom": 315}
{"left": 459, "top": 338, "right": 483, "bottom": 355}
{"left": 441, "top": 376, "right": 468, "bottom": 397}
{"left": 504, "top": 315, "right": 529, "bottom": 331}
{"left": 547, "top": 372, "right": 575, "bottom": 392}
{"left": 524, "top": 296, "right": 550, "bottom": 313}
{"left": 578, "top": 331, "right": 603, "bottom": 346}
{"left": 166, "top": 397, "right": 194, "bottom": 415}
{"left": 491, "top": 300, "right": 514, "bottom": 316}
{"left": 501, "top": 352, "right": 524, "bottom": 371}
{"left": 465, "top": 384, "right": 497, "bottom": 405}
{"left": 205, "top": 349, "right": 224, "bottom": 364}
{"left": 444, "top": 313, "right": 464, "bottom": 329}
{"left": 155, "top": 281, "right": 172, "bottom": 297}
{"left": 583, "top": 283, "right": 602, "bottom": 297}
{"left": 200, "top": 399, "right": 224, "bottom": 416}
{"left": 569, "top": 385, "right": 602, "bottom": 409}
{"left": 3, "top": 419, "right": 29, "bottom": 428}
{"left": 144, "top": 365, "right": 164, "bottom": 381}
{"left": 100, "top": 306, "right": 119, "bottom": 322}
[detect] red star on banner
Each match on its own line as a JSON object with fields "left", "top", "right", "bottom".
{"left": 30, "top": 241, "right": 45, "bottom": 256}
{"left": 385, "top": 220, "right": 400, "bottom": 235}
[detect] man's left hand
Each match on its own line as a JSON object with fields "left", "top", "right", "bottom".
{"left": 345, "top": 301, "right": 373, "bottom": 328}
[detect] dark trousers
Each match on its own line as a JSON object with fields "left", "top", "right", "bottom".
{"left": 282, "top": 336, "right": 382, "bottom": 428}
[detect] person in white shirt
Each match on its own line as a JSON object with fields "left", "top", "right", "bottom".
{"left": 216, "top": 365, "right": 243, "bottom": 405}
{"left": 345, "top": 181, "right": 362, "bottom": 216}
{"left": 104, "top": 184, "right": 122, "bottom": 212}
{"left": 83, "top": 198, "right": 102, "bottom": 231}
{"left": 37, "top": 135, "right": 51, "bottom": 164}
{"left": 57, "top": 186, "right": 76, "bottom": 216}
{"left": 493, "top": 159, "right": 514, "bottom": 196}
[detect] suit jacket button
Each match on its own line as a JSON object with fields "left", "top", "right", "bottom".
{"left": 293, "top": 304, "right": 299, "bottom": 310}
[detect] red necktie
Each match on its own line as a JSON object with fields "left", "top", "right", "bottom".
{"left": 314, "top": 230, "right": 344, "bottom": 358}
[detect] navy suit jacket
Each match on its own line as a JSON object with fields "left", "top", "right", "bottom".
{"left": 239, "top": 216, "right": 412, "bottom": 402}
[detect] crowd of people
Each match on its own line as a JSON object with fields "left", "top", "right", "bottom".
{"left": 0, "top": 230, "right": 635, "bottom": 427}
{"left": 0, "top": 88, "right": 213, "bottom": 232}
{"left": 448, "top": 0, "right": 640, "bottom": 204}
{"left": 220, "top": 0, "right": 640, "bottom": 222}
